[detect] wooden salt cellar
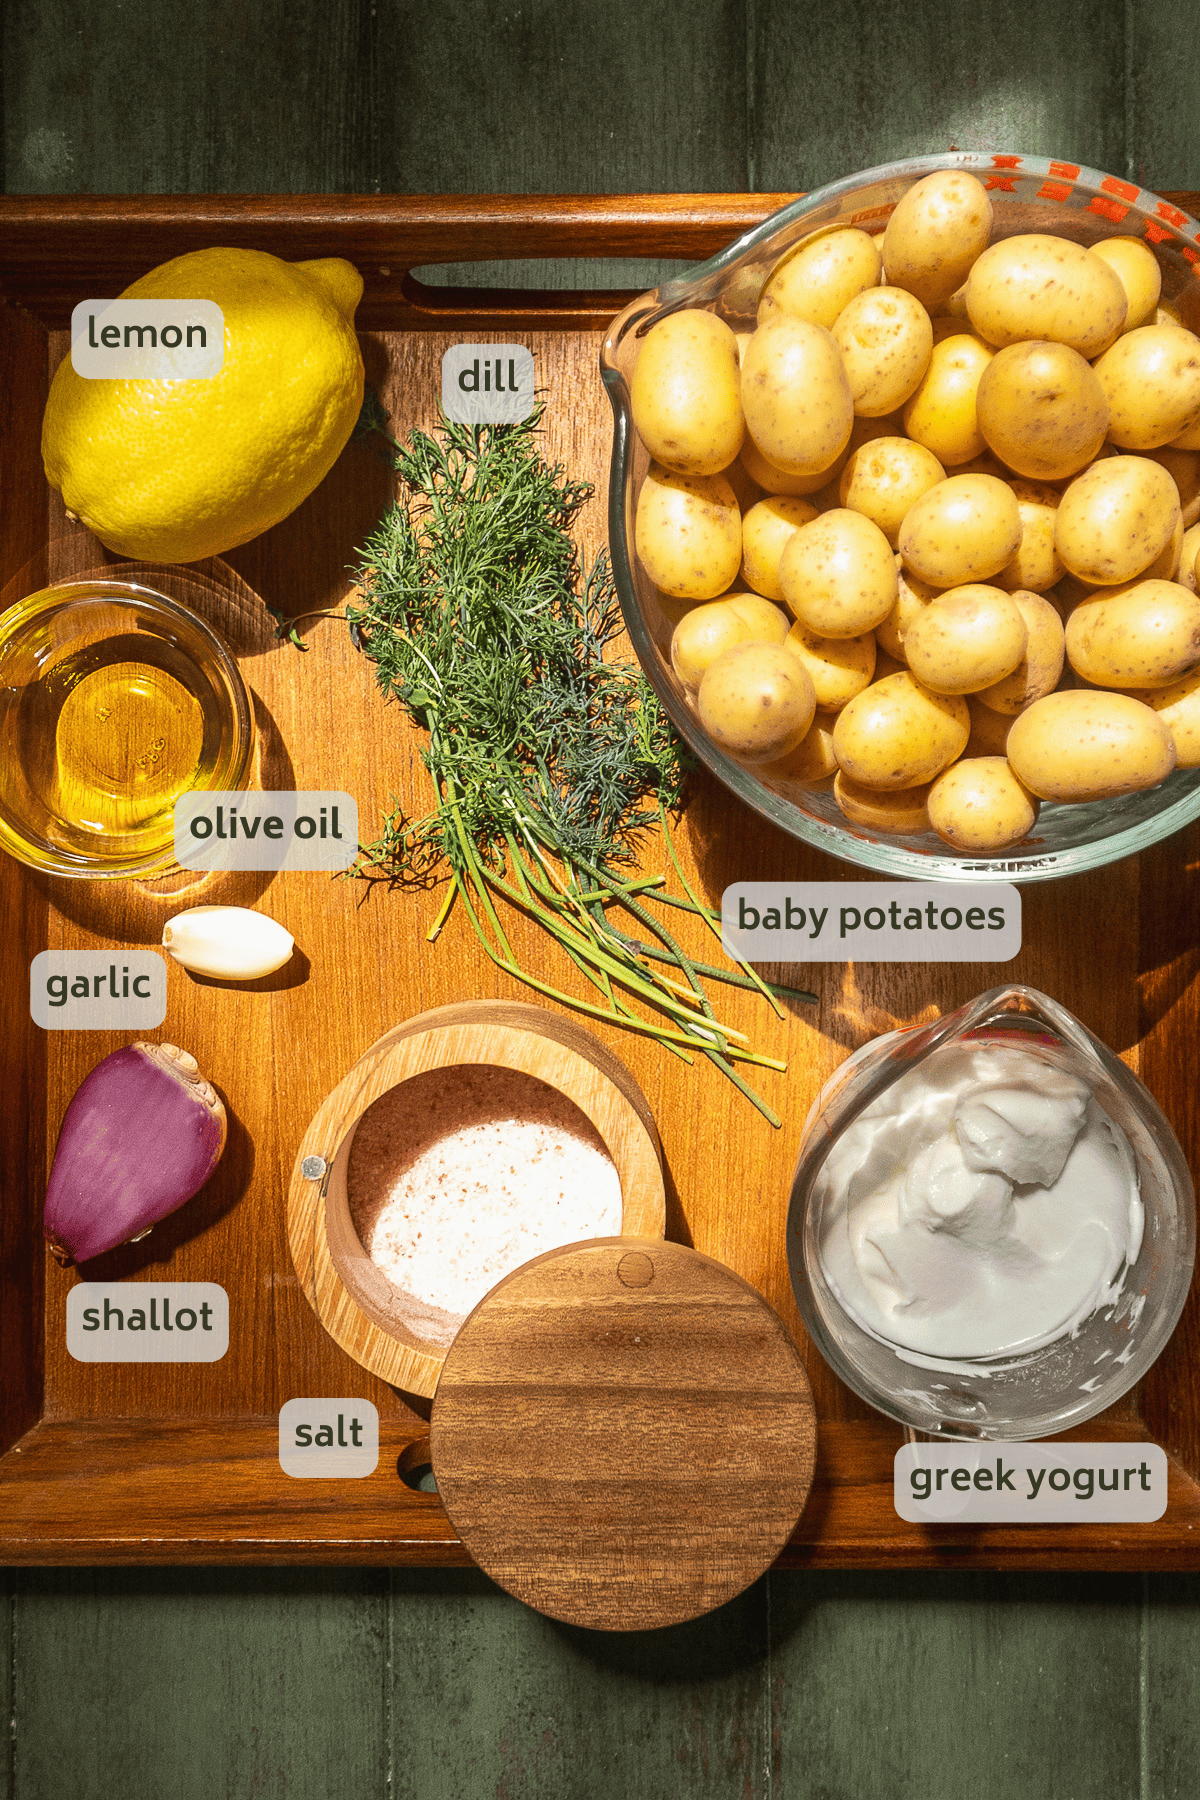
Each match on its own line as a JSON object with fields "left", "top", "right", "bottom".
{"left": 432, "top": 1237, "right": 818, "bottom": 1630}
{"left": 287, "top": 1000, "right": 667, "bottom": 1397}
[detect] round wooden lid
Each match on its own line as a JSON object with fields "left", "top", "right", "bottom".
{"left": 430, "top": 1238, "right": 817, "bottom": 1630}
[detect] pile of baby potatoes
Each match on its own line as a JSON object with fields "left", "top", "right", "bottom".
{"left": 630, "top": 169, "right": 1200, "bottom": 853}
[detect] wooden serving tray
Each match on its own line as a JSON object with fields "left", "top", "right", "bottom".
{"left": 2, "top": 193, "right": 1200, "bottom": 1569}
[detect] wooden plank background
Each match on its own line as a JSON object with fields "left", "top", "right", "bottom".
{"left": 5, "top": 1, "right": 1200, "bottom": 1796}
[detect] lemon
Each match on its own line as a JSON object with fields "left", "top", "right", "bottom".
{"left": 42, "top": 248, "right": 365, "bottom": 563}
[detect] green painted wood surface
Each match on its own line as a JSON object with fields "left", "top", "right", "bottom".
{"left": 1, "top": 1573, "right": 11, "bottom": 1800}
{"left": 10, "top": 1570, "right": 387, "bottom": 1799}
{"left": 9, "top": 1567, "right": 1200, "bottom": 1798}
{"left": 5, "top": 1, "right": 1200, "bottom": 1796}
{"left": 751, "top": 0, "right": 1129, "bottom": 192}
{"left": 389, "top": 1569, "right": 772, "bottom": 1798}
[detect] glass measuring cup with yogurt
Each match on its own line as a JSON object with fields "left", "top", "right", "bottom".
{"left": 788, "top": 986, "right": 1194, "bottom": 1440}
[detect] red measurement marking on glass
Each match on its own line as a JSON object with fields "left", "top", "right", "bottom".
{"left": 1102, "top": 175, "right": 1140, "bottom": 203}
{"left": 991, "top": 154, "right": 1023, "bottom": 169}
{"left": 1088, "top": 195, "right": 1129, "bottom": 223}
{"left": 1157, "top": 201, "right": 1189, "bottom": 228}
{"left": 986, "top": 176, "right": 1018, "bottom": 192}
{"left": 1048, "top": 160, "right": 1081, "bottom": 180}
{"left": 1038, "top": 181, "right": 1073, "bottom": 202}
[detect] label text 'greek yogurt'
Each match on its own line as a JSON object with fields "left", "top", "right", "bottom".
{"left": 71, "top": 300, "right": 224, "bottom": 379}
{"left": 278, "top": 1399, "right": 380, "bottom": 1478}
{"left": 441, "top": 343, "right": 536, "bottom": 424}
{"left": 31, "top": 950, "right": 166, "bottom": 1031}
{"left": 67, "top": 1284, "right": 229, "bottom": 1363}
{"left": 722, "top": 882, "right": 1021, "bottom": 963}
{"left": 894, "top": 1442, "right": 1167, "bottom": 1523}
{"left": 174, "top": 791, "right": 358, "bottom": 871}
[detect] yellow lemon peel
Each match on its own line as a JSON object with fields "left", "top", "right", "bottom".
{"left": 42, "top": 247, "right": 365, "bottom": 563}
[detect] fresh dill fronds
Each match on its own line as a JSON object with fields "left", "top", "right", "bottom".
{"left": 346, "top": 406, "right": 805, "bottom": 1123}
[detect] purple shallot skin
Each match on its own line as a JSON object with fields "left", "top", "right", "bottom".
{"left": 43, "top": 1042, "right": 227, "bottom": 1266}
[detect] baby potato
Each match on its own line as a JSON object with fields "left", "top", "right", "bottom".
{"left": 898, "top": 474, "right": 1023, "bottom": 586}
{"left": 930, "top": 310, "right": 970, "bottom": 344}
{"left": 739, "top": 432, "right": 849, "bottom": 497}
{"left": 873, "top": 645, "right": 906, "bottom": 680}
{"left": 1054, "top": 455, "right": 1181, "bottom": 586}
{"left": 1047, "top": 570, "right": 1099, "bottom": 623}
{"left": 741, "top": 316, "right": 855, "bottom": 475}
{"left": 1171, "top": 416, "right": 1200, "bottom": 451}
{"left": 964, "top": 235, "right": 1127, "bottom": 357}
{"left": 966, "top": 693, "right": 1014, "bottom": 757}
{"left": 844, "top": 410, "right": 908, "bottom": 453}
{"left": 1142, "top": 513, "right": 1184, "bottom": 581}
{"left": 757, "top": 227, "right": 882, "bottom": 330}
{"left": 697, "top": 642, "right": 817, "bottom": 765}
{"left": 1145, "top": 446, "right": 1200, "bottom": 530}
{"left": 838, "top": 436, "right": 946, "bottom": 546}
{"left": 903, "top": 584, "right": 1028, "bottom": 694}
{"left": 722, "top": 452, "right": 762, "bottom": 516}
{"left": 881, "top": 170, "right": 994, "bottom": 313}
{"left": 831, "top": 287, "right": 934, "bottom": 417}
{"left": 975, "top": 589, "right": 1066, "bottom": 713}
{"left": 653, "top": 589, "right": 702, "bottom": 636}
{"left": 1094, "top": 324, "right": 1200, "bottom": 449}
{"left": 670, "top": 592, "right": 791, "bottom": 691}
{"left": 727, "top": 591, "right": 797, "bottom": 642}
{"left": 671, "top": 598, "right": 750, "bottom": 690}
{"left": 833, "top": 771, "right": 933, "bottom": 834}
{"left": 875, "top": 566, "right": 941, "bottom": 660}
{"left": 1006, "top": 689, "right": 1176, "bottom": 800}
{"left": 832, "top": 671, "right": 969, "bottom": 789}
{"left": 1179, "top": 521, "right": 1200, "bottom": 593}
{"left": 902, "top": 333, "right": 995, "bottom": 465}
{"left": 927, "top": 756, "right": 1039, "bottom": 853}
{"left": 758, "top": 709, "right": 841, "bottom": 790}
{"left": 1064, "top": 578, "right": 1200, "bottom": 688}
{"left": 784, "top": 619, "right": 877, "bottom": 709}
{"left": 777, "top": 507, "right": 898, "bottom": 637}
{"left": 1091, "top": 237, "right": 1162, "bottom": 333}
{"left": 629, "top": 309, "right": 745, "bottom": 475}
{"left": 974, "top": 341, "right": 1109, "bottom": 481}
{"left": 740, "top": 496, "right": 820, "bottom": 600}
{"left": 635, "top": 463, "right": 742, "bottom": 599}
{"left": 994, "top": 481, "right": 1064, "bottom": 593}
{"left": 1142, "top": 666, "right": 1200, "bottom": 766}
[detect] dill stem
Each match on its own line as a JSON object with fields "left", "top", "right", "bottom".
{"left": 427, "top": 881, "right": 458, "bottom": 942}
{"left": 506, "top": 839, "right": 717, "bottom": 1015}
{"left": 450, "top": 872, "right": 770, "bottom": 1063}
{"left": 473, "top": 858, "right": 749, "bottom": 1044}
{"left": 657, "top": 799, "right": 783, "bottom": 1022}
{"left": 574, "top": 876, "right": 666, "bottom": 904}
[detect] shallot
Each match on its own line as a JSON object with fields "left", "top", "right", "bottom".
{"left": 43, "top": 1042, "right": 227, "bottom": 1265}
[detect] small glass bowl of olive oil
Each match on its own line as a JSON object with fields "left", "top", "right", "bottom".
{"left": 0, "top": 580, "right": 254, "bottom": 878}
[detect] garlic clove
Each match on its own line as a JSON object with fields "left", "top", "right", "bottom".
{"left": 162, "top": 905, "right": 294, "bottom": 981}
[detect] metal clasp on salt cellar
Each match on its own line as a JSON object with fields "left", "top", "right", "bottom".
{"left": 301, "top": 1155, "right": 328, "bottom": 1181}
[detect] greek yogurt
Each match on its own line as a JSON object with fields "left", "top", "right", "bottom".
{"left": 816, "top": 1040, "right": 1143, "bottom": 1361}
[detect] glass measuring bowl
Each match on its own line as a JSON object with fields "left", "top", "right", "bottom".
{"left": 602, "top": 152, "right": 1200, "bottom": 882}
{"left": 0, "top": 579, "right": 253, "bottom": 879}
{"left": 787, "top": 985, "right": 1195, "bottom": 1440}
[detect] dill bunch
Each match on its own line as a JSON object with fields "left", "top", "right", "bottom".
{"left": 347, "top": 406, "right": 808, "bottom": 1123}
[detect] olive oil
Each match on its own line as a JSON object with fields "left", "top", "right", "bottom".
{"left": 0, "top": 581, "right": 253, "bottom": 879}
{"left": 54, "top": 648, "right": 207, "bottom": 834}
{"left": 1, "top": 630, "right": 229, "bottom": 869}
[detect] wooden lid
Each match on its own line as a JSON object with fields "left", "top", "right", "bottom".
{"left": 431, "top": 1238, "right": 817, "bottom": 1630}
